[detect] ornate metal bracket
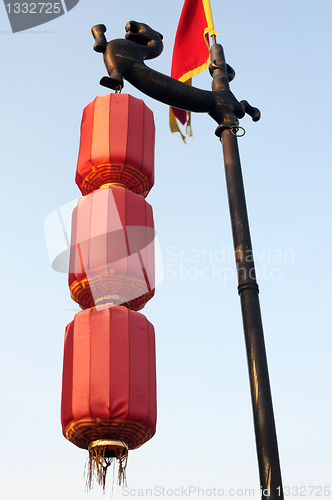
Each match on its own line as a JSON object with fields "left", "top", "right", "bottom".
{"left": 91, "top": 21, "right": 260, "bottom": 135}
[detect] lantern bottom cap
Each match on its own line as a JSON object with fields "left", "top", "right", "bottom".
{"left": 95, "top": 295, "right": 127, "bottom": 308}
{"left": 86, "top": 439, "right": 129, "bottom": 490}
{"left": 88, "top": 439, "right": 128, "bottom": 458}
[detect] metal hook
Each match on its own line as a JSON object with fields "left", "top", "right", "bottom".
{"left": 230, "top": 126, "right": 245, "bottom": 137}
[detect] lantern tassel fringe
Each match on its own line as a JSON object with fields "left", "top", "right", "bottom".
{"left": 85, "top": 445, "right": 128, "bottom": 492}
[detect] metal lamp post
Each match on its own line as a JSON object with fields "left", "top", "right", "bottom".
{"left": 221, "top": 127, "right": 283, "bottom": 499}
{"left": 212, "top": 40, "right": 284, "bottom": 500}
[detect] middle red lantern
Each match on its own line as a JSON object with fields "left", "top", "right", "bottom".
{"left": 69, "top": 186, "right": 155, "bottom": 311}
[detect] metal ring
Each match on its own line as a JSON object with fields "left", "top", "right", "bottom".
{"left": 88, "top": 439, "right": 128, "bottom": 451}
{"left": 230, "top": 126, "right": 245, "bottom": 137}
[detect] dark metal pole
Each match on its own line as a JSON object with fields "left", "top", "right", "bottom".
{"left": 221, "top": 130, "right": 283, "bottom": 500}
{"left": 209, "top": 38, "right": 283, "bottom": 500}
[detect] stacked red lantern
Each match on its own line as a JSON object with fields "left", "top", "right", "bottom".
{"left": 75, "top": 93, "right": 154, "bottom": 197}
{"left": 68, "top": 185, "right": 155, "bottom": 311}
{"left": 61, "top": 93, "right": 157, "bottom": 490}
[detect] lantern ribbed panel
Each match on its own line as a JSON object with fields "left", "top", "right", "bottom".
{"left": 75, "top": 94, "right": 155, "bottom": 197}
{"left": 61, "top": 306, "right": 157, "bottom": 450}
{"left": 68, "top": 186, "right": 155, "bottom": 311}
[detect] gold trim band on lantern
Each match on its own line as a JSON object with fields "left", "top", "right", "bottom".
{"left": 77, "top": 161, "right": 151, "bottom": 197}
{"left": 69, "top": 272, "right": 150, "bottom": 311}
{"left": 88, "top": 439, "right": 129, "bottom": 450}
{"left": 64, "top": 416, "right": 155, "bottom": 450}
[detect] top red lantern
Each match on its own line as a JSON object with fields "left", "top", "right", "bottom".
{"left": 75, "top": 94, "right": 155, "bottom": 197}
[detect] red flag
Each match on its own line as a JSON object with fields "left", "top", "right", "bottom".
{"left": 170, "top": 0, "right": 218, "bottom": 140}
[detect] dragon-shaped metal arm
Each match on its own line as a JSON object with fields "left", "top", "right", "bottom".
{"left": 91, "top": 21, "right": 260, "bottom": 135}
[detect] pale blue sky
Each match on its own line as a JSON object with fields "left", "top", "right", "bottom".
{"left": 1, "top": 1, "right": 331, "bottom": 498}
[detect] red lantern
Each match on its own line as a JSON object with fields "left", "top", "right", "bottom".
{"left": 68, "top": 185, "right": 155, "bottom": 311}
{"left": 61, "top": 305, "right": 157, "bottom": 487}
{"left": 75, "top": 93, "right": 155, "bottom": 197}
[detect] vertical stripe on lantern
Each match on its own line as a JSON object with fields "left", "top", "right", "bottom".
{"left": 142, "top": 105, "right": 155, "bottom": 185}
{"left": 126, "top": 97, "right": 144, "bottom": 171}
{"left": 123, "top": 189, "right": 148, "bottom": 293}
{"left": 109, "top": 94, "right": 129, "bottom": 167}
{"left": 90, "top": 307, "right": 111, "bottom": 419}
{"left": 110, "top": 187, "right": 127, "bottom": 242}
{"left": 75, "top": 194, "right": 93, "bottom": 277}
{"left": 106, "top": 187, "right": 128, "bottom": 267}
{"left": 126, "top": 189, "right": 146, "bottom": 255}
{"left": 128, "top": 312, "right": 150, "bottom": 424}
{"left": 110, "top": 307, "right": 130, "bottom": 421}
{"left": 88, "top": 187, "right": 108, "bottom": 271}
{"left": 140, "top": 236, "right": 155, "bottom": 294}
{"left": 145, "top": 202, "right": 154, "bottom": 230}
{"left": 68, "top": 207, "right": 78, "bottom": 286}
{"left": 72, "top": 310, "right": 92, "bottom": 421}
{"left": 143, "top": 203, "right": 155, "bottom": 292}
{"left": 107, "top": 188, "right": 128, "bottom": 266}
{"left": 61, "top": 321, "right": 74, "bottom": 427}
{"left": 76, "top": 100, "right": 95, "bottom": 179}
{"left": 107, "top": 188, "right": 129, "bottom": 294}
{"left": 125, "top": 189, "right": 150, "bottom": 291}
{"left": 91, "top": 95, "right": 111, "bottom": 168}
{"left": 147, "top": 321, "right": 157, "bottom": 429}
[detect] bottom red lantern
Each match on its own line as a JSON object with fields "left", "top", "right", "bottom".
{"left": 61, "top": 305, "right": 157, "bottom": 489}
